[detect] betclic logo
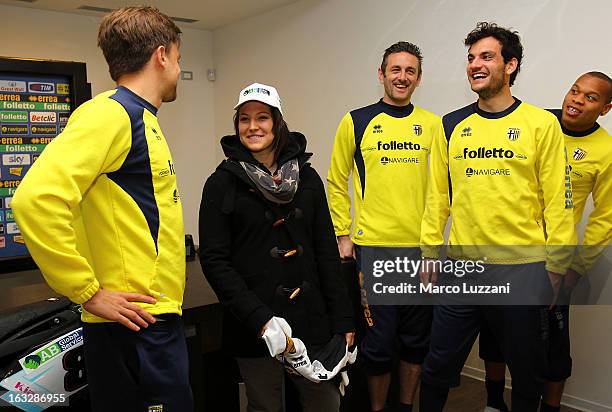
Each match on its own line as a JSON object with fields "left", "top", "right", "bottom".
{"left": 28, "top": 82, "right": 55, "bottom": 94}
{"left": 30, "top": 112, "right": 57, "bottom": 123}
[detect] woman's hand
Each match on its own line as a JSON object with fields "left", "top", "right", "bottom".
{"left": 345, "top": 332, "right": 355, "bottom": 347}
{"left": 259, "top": 320, "right": 270, "bottom": 337}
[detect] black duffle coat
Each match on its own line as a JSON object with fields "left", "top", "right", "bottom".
{"left": 198, "top": 132, "right": 354, "bottom": 357}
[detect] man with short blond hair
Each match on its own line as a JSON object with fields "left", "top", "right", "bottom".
{"left": 12, "top": 6, "right": 192, "bottom": 411}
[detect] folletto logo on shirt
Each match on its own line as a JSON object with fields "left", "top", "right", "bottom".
{"left": 378, "top": 141, "right": 421, "bottom": 151}
{"left": 573, "top": 148, "right": 587, "bottom": 161}
{"left": 463, "top": 147, "right": 514, "bottom": 159}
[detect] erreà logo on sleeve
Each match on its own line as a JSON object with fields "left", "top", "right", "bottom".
{"left": 28, "top": 82, "right": 55, "bottom": 94}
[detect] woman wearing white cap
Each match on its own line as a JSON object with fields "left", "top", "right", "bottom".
{"left": 199, "top": 83, "right": 355, "bottom": 411}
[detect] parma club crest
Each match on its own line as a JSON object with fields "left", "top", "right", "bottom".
{"left": 413, "top": 124, "right": 422, "bottom": 136}
{"left": 507, "top": 127, "right": 520, "bottom": 141}
{"left": 573, "top": 147, "right": 587, "bottom": 161}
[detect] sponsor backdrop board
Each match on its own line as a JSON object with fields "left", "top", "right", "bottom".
{"left": 0, "top": 74, "right": 71, "bottom": 259}
{"left": 0, "top": 57, "right": 90, "bottom": 270}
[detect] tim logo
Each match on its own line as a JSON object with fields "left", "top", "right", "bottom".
{"left": 465, "top": 167, "right": 474, "bottom": 177}
{"left": 507, "top": 128, "right": 520, "bottom": 141}
{"left": 373, "top": 124, "right": 383, "bottom": 134}
{"left": 28, "top": 82, "right": 55, "bottom": 94}
{"left": 573, "top": 148, "right": 587, "bottom": 161}
{"left": 413, "top": 124, "right": 422, "bottom": 136}
{"left": 380, "top": 156, "right": 389, "bottom": 165}
{"left": 461, "top": 127, "right": 472, "bottom": 137}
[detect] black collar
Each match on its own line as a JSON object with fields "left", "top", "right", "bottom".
{"left": 377, "top": 99, "right": 414, "bottom": 118}
{"left": 473, "top": 97, "right": 521, "bottom": 119}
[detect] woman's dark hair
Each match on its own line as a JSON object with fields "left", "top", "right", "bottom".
{"left": 234, "top": 105, "right": 290, "bottom": 163}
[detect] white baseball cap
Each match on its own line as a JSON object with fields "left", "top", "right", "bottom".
{"left": 234, "top": 82, "right": 283, "bottom": 114}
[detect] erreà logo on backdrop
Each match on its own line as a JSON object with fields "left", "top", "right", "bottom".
{"left": 28, "top": 82, "right": 55, "bottom": 94}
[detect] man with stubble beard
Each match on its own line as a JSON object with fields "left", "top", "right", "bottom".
{"left": 327, "top": 41, "right": 441, "bottom": 412}
{"left": 418, "top": 22, "right": 575, "bottom": 412}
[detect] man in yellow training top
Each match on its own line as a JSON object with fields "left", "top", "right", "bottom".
{"left": 328, "top": 41, "right": 441, "bottom": 412}
{"left": 418, "top": 22, "right": 575, "bottom": 412}
{"left": 11, "top": 6, "right": 193, "bottom": 411}
{"left": 481, "top": 71, "right": 611, "bottom": 412}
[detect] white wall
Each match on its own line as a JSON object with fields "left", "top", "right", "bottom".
{"left": 213, "top": 0, "right": 611, "bottom": 170}
{"left": 0, "top": 4, "right": 216, "bottom": 242}
{"left": 212, "top": 0, "right": 612, "bottom": 410}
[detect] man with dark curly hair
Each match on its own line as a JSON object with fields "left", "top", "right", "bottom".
{"left": 418, "top": 22, "right": 575, "bottom": 412}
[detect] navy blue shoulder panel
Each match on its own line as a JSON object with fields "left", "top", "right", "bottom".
{"left": 107, "top": 86, "right": 160, "bottom": 253}
{"left": 547, "top": 108, "right": 562, "bottom": 119}
{"left": 350, "top": 101, "right": 385, "bottom": 199}
{"left": 350, "top": 101, "right": 386, "bottom": 147}
{"left": 442, "top": 103, "right": 476, "bottom": 142}
{"left": 441, "top": 103, "right": 476, "bottom": 205}
{"left": 349, "top": 100, "right": 414, "bottom": 199}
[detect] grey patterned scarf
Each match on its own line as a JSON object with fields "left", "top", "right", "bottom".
{"left": 239, "top": 158, "right": 300, "bottom": 204}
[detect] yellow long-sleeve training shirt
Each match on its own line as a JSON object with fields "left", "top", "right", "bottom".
{"left": 421, "top": 99, "right": 575, "bottom": 273}
{"left": 550, "top": 110, "right": 612, "bottom": 275}
{"left": 11, "top": 87, "right": 186, "bottom": 322}
{"left": 327, "top": 99, "right": 442, "bottom": 246}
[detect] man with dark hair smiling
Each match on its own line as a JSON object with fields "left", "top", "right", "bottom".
{"left": 12, "top": 6, "right": 192, "bottom": 411}
{"left": 328, "top": 41, "right": 441, "bottom": 412}
{"left": 418, "top": 22, "right": 575, "bottom": 412}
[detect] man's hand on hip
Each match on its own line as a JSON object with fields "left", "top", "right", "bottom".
{"left": 83, "top": 288, "right": 157, "bottom": 331}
